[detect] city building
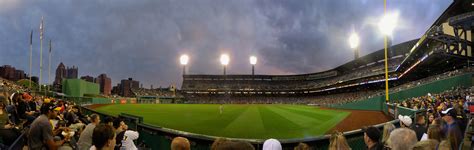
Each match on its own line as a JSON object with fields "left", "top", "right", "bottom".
{"left": 54, "top": 62, "right": 79, "bottom": 91}
{"left": 80, "top": 75, "right": 95, "bottom": 82}
{"left": 0, "top": 65, "right": 27, "bottom": 81}
{"left": 119, "top": 78, "right": 139, "bottom": 97}
{"left": 96, "top": 74, "right": 112, "bottom": 96}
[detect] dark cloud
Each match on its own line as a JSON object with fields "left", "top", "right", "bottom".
{"left": 0, "top": 0, "right": 451, "bottom": 87}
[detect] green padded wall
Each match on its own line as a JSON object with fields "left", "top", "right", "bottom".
{"left": 62, "top": 79, "right": 99, "bottom": 97}
{"left": 331, "top": 73, "right": 472, "bottom": 111}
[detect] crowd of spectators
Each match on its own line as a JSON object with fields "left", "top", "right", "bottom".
{"left": 182, "top": 57, "right": 404, "bottom": 92}
{"left": 132, "top": 87, "right": 178, "bottom": 97}
{"left": 184, "top": 67, "right": 474, "bottom": 106}
{"left": 0, "top": 77, "right": 140, "bottom": 150}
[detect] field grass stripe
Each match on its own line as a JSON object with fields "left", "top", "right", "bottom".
{"left": 266, "top": 106, "right": 324, "bottom": 126}
{"left": 221, "top": 105, "right": 266, "bottom": 138}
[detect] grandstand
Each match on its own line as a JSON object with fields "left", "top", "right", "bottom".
{"left": 181, "top": 40, "right": 412, "bottom": 98}
{"left": 181, "top": 1, "right": 474, "bottom": 106}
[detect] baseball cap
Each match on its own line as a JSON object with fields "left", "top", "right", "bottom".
{"left": 398, "top": 115, "right": 412, "bottom": 126}
{"left": 263, "top": 139, "right": 282, "bottom": 150}
{"left": 41, "top": 103, "right": 61, "bottom": 114}
{"left": 22, "top": 93, "right": 32, "bottom": 100}
{"left": 362, "top": 126, "right": 381, "bottom": 142}
{"left": 441, "top": 108, "right": 457, "bottom": 118}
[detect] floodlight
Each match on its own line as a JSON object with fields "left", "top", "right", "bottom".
{"left": 378, "top": 12, "right": 399, "bottom": 36}
{"left": 220, "top": 54, "right": 229, "bottom": 66}
{"left": 250, "top": 56, "right": 257, "bottom": 65}
{"left": 180, "top": 54, "right": 189, "bottom": 65}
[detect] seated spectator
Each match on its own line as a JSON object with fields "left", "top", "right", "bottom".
{"left": 211, "top": 138, "right": 229, "bottom": 150}
{"left": 28, "top": 103, "right": 70, "bottom": 150}
{"left": 263, "top": 139, "right": 282, "bottom": 150}
{"left": 77, "top": 114, "right": 100, "bottom": 150}
{"left": 293, "top": 142, "right": 310, "bottom": 150}
{"left": 211, "top": 139, "right": 254, "bottom": 150}
{"left": 441, "top": 108, "right": 463, "bottom": 150}
{"left": 381, "top": 123, "right": 395, "bottom": 146}
{"left": 388, "top": 128, "right": 417, "bottom": 150}
{"left": 91, "top": 124, "right": 116, "bottom": 150}
{"left": 0, "top": 101, "right": 20, "bottom": 147}
{"left": 437, "top": 140, "right": 451, "bottom": 150}
{"left": 328, "top": 131, "right": 351, "bottom": 150}
{"left": 17, "top": 92, "right": 36, "bottom": 126}
{"left": 64, "top": 105, "right": 85, "bottom": 131}
{"left": 427, "top": 125, "right": 443, "bottom": 142}
{"left": 113, "top": 118, "right": 139, "bottom": 150}
{"left": 398, "top": 115, "right": 412, "bottom": 128}
{"left": 411, "top": 139, "right": 439, "bottom": 150}
{"left": 171, "top": 137, "right": 190, "bottom": 150}
{"left": 363, "top": 126, "right": 382, "bottom": 150}
{"left": 427, "top": 113, "right": 435, "bottom": 125}
{"left": 412, "top": 114, "right": 427, "bottom": 141}
{"left": 104, "top": 117, "right": 114, "bottom": 126}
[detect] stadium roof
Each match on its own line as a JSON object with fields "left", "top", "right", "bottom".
{"left": 397, "top": 0, "right": 474, "bottom": 73}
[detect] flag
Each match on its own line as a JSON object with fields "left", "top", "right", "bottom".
{"left": 30, "top": 30, "right": 33, "bottom": 45}
{"left": 39, "top": 16, "right": 44, "bottom": 40}
{"left": 49, "top": 40, "right": 52, "bottom": 53}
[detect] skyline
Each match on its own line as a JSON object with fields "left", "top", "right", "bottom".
{"left": 0, "top": 0, "right": 452, "bottom": 87}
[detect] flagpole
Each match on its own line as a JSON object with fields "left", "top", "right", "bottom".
{"left": 39, "top": 16, "right": 44, "bottom": 92}
{"left": 29, "top": 30, "right": 33, "bottom": 89}
{"left": 48, "top": 40, "right": 52, "bottom": 94}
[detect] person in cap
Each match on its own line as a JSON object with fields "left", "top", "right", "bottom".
{"left": 28, "top": 103, "right": 69, "bottom": 150}
{"left": 263, "top": 138, "right": 282, "bottom": 150}
{"left": 398, "top": 115, "right": 412, "bottom": 128}
{"left": 17, "top": 92, "right": 36, "bottom": 125}
{"left": 440, "top": 108, "right": 462, "bottom": 150}
{"left": 171, "top": 137, "right": 190, "bottom": 150}
{"left": 363, "top": 126, "right": 383, "bottom": 150}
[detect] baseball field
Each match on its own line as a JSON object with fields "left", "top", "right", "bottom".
{"left": 93, "top": 104, "right": 350, "bottom": 139}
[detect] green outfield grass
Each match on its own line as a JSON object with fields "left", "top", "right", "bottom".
{"left": 94, "top": 104, "right": 350, "bottom": 139}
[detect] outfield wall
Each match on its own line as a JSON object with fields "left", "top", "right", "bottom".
{"left": 330, "top": 73, "right": 473, "bottom": 111}
{"left": 80, "top": 106, "right": 396, "bottom": 150}
{"left": 62, "top": 79, "right": 99, "bottom": 97}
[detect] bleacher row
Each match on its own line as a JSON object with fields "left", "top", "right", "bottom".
{"left": 182, "top": 57, "right": 404, "bottom": 92}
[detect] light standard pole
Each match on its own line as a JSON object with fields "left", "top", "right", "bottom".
{"left": 378, "top": 2, "right": 398, "bottom": 103}
{"left": 349, "top": 32, "right": 360, "bottom": 60}
{"left": 250, "top": 56, "right": 257, "bottom": 75}
{"left": 220, "top": 54, "right": 229, "bottom": 75}
{"left": 180, "top": 54, "right": 189, "bottom": 75}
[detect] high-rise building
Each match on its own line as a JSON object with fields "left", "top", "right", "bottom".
{"left": 112, "top": 84, "right": 120, "bottom": 95}
{"left": 119, "top": 78, "right": 139, "bottom": 97}
{"left": 54, "top": 62, "right": 79, "bottom": 91}
{"left": 67, "top": 66, "right": 78, "bottom": 79}
{"left": 96, "top": 74, "right": 112, "bottom": 96}
{"left": 80, "top": 76, "right": 94, "bottom": 82}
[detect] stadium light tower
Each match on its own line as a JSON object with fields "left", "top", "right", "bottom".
{"left": 250, "top": 56, "right": 257, "bottom": 75}
{"left": 349, "top": 32, "right": 360, "bottom": 60}
{"left": 378, "top": 1, "right": 398, "bottom": 103}
{"left": 220, "top": 54, "right": 229, "bottom": 75}
{"left": 180, "top": 54, "right": 189, "bottom": 75}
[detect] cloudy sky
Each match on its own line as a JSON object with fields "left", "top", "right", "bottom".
{"left": 0, "top": 0, "right": 451, "bottom": 88}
